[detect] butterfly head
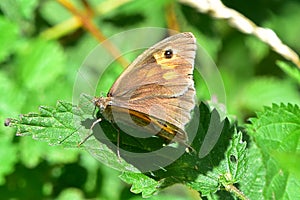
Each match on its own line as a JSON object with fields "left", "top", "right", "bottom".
{"left": 93, "top": 96, "right": 112, "bottom": 112}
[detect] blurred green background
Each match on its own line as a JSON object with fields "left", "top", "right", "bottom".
{"left": 1, "top": 0, "right": 300, "bottom": 199}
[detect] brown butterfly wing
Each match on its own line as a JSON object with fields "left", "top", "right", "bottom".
{"left": 104, "top": 106, "right": 187, "bottom": 142}
{"left": 107, "top": 32, "right": 196, "bottom": 132}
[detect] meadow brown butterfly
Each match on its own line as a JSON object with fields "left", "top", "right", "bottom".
{"left": 90, "top": 32, "right": 196, "bottom": 149}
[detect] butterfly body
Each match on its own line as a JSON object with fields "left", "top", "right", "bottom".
{"left": 93, "top": 32, "right": 196, "bottom": 145}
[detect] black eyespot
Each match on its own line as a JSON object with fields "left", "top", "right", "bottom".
{"left": 164, "top": 49, "right": 173, "bottom": 59}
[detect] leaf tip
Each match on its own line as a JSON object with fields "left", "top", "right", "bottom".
{"left": 4, "top": 118, "right": 12, "bottom": 126}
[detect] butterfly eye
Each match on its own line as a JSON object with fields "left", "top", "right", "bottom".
{"left": 164, "top": 49, "right": 173, "bottom": 59}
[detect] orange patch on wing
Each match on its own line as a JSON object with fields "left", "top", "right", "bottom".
{"left": 128, "top": 110, "right": 177, "bottom": 138}
{"left": 153, "top": 52, "right": 177, "bottom": 69}
{"left": 146, "top": 68, "right": 157, "bottom": 78}
{"left": 163, "top": 71, "right": 178, "bottom": 80}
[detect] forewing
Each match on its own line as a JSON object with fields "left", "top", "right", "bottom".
{"left": 108, "top": 32, "right": 196, "bottom": 130}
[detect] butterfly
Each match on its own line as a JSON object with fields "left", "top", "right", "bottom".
{"left": 90, "top": 32, "right": 196, "bottom": 150}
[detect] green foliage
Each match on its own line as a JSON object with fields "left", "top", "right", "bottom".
{"left": 234, "top": 77, "right": 300, "bottom": 115}
{"left": 0, "top": 136, "right": 18, "bottom": 184}
{"left": 7, "top": 100, "right": 81, "bottom": 147}
{"left": 248, "top": 104, "right": 300, "bottom": 199}
{"left": 277, "top": 61, "right": 300, "bottom": 84}
{"left": 17, "top": 39, "right": 66, "bottom": 90}
{"left": 239, "top": 143, "right": 265, "bottom": 200}
{"left": 119, "top": 172, "right": 158, "bottom": 198}
{"left": 7, "top": 94, "right": 248, "bottom": 198}
{"left": 1, "top": 0, "right": 300, "bottom": 199}
{"left": 0, "top": 16, "right": 19, "bottom": 62}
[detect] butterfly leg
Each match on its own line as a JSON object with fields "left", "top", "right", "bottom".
{"left": 116, "top": 129, "right": 121, "bottom": 160}
{"left": 78, "top": 118, "right": 102, "bottom": 146}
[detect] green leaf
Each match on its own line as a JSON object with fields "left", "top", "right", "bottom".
{"left": 248, "top": 104, "right": 300, "bottom": 199}
{"left": 102, "top": 0, "right": 169, "bottom": 28}
{"left": 219, "top": 132, "right": 247, "bottom": 184}
{"left": 7, "top": 99, "right": 82, "bottom": 147}
{"left": 119, "top": 172, "right": 159, "bottom": 198}
{"left": 39, "top": 1, "right": 73, "bottom": 25}
{"left": 0, "top": 73, "right": 20, "bottom": 184}
{"left": 264, "top": 2, "right": 300, "bottom": 48}
{"left": 6, "top": 94, "right": 140, "bottom": 171}
{"left": 0, "top": 136, "right": 18, "bottom": 184}
{"left": 0, "top": 0, "right": 39, "bottom": 21}
{"left": 273, "top": 152, "right": 300, "bottom": 179}
{"left": 237, "top": 77, "right": 300, "bottom": 112}
{"left": 0, "top": 16, "right": 19, "bottom": 62}
{"left": 18, "top": 136, "right": 79, "bottom": 168}
{"left": 277, "top": 60, "right": 300, "bottom": 85}
{"left": 119, "top": 104, "right": 247, "bottom": 198}
{"left": 56, "top": 188, "right": 85, "bottom": 200}
{"left": 0, "top": 0, "right": 39, "bottom": 34}
{"left": 245, "top": 36, "right": 269, "bottom": 63}
{"left": 6, "top": 94, "right": 247, "bottom": 198}
{"left": 187, "top": 131, "right": 247, "bottom": 197}
{"left": 239, "top": 143, "right": 266, "bottom": 200}
{"left": 0, "top": 71, "right": 25, "bottom": 114}
{"left": 16, "top": 38, "right": 66, "bottom": 90}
